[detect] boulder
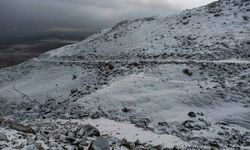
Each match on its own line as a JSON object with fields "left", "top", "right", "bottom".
{"left": 121, "top": 141, "right": 135, "bottom": 149}
{"left": 75, "top": 124, "right": 100, "bottom": 137}
{"left": 122, "top": 107, "right": 130, "bottom": 113}
{"left": 8, "top": 122, "right": 36, "bottom": 134}
{"left": 183, "top": 69, "right": 193, "bottom": 76}
{"left": 209, "top": 141, "right": 221, "bottom": 148}
{"left": 130, "top": 117, "right": 151, "bottom": 128}
{"left": 188, "top": 112, "right": 196, "bottom": 118}
{"left": 182, "top": 120, "right": 195, "bottom": 129}
{"left": 0, "top": 132, "right": 8, "bottom": 142}
{"left": 88, "top": 137, "right": 110, "bottom": 150}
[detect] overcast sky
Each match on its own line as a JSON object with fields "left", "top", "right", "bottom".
{"left": 0, "top": 0, "right": 215, "bottom": 38}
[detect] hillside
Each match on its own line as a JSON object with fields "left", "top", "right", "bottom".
{"left": 0, "top": 0, "right": 249, "bottom": 149}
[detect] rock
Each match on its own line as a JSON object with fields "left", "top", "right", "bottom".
{"left": 77, "top": 138, "right": 89, "bottom": 147}
{"left": 0, "top": 117, "right": 5, "bottom": 124}
{"left": 59, "top": 135, "right": 67, "bottom": 143}
{"left": 14, "top": 144, "right": 25, "bottom": 149}
{"left": 172, "top": 146, "right": 181, "bottom": 150}
{"left": 206, "top": 1, "right": 222, "bottom": 13}
{"left": 130, "top": 117, "right": 151, "bottom": 128}
{"left": 35, "top": 143, "right": 45, "bottom": 150}
{"left": 158, "top": 122, "right": 169, "bottom": 126}
{"left": 113, "top": 33, "right": 118, "bottom": 39}
{"left": 66, "top": 136, "right": 76, "bottom": 143}
{"left": 8, "top": 122, "right": 36, "bottom": 134}
{"left": 43, "top": 130, "right": 49, "bottom": 135}
{"left": 91, "top": 112, "right": 100, "bottom": 119}
{"left": 182, "top": 120, "right": 195, "bottom": 129}
{"left": 70, "top": 89, "right": 78, "bottom": 94}
{"left": 88, "top": 137, "right": 110, "bottom": 150}
{"left": 183, "top": 69, "right": 193, "bottom": 76}
{"left": 72, "top": 74, "right": 77, "bottom": 80}
{"left": 75, "top": 124, "right": 100, "bottom": 137}
{"left": 214, "top": 13, "right": 221, "bottom": 17}
{"left": 209, "top": 141, "right": 221, "bottom": 148}
{"left": 182, "top": 20, "right": 189, "bottom": 25}
{"left": 106, "top": 63, "right": 114, "bottom": 70}
{"left": 143, "top": 17, "right": 155, "bottom": 22}
{"left": 134, "top": 139, "right": 141, "bottom": 146}
{"left": 242, "top": 15, "right": 248, "bottom": 21}
{"left": 78, "top": 145, "right": 84, "bottom": 150}
{"left": 0, "top": 144, "right": 8, "bottom": 149}
{"left": 0, "top": 132, "right": 8, "bottom": 142}
{"left": 121, "top": 141, "right": 135, "bottom": 149}
{"left": 151, "top": 145, "right": 163, "bottom": 150}
{"left": 122, "top": 107, "right": 130, "bottom": 113}
{"left": 188, "top": 112, "right": 196, "bottom": 118}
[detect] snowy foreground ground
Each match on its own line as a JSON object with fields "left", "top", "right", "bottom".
{"left": 0, "top": 0, "right": 250, "bottom": 149}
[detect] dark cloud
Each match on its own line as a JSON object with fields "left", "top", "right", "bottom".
{"left": 0, "top": 0, "right": 214, "bottom": 38}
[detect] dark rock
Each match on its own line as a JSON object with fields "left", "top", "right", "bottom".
{"left": 158, "top": 122, "right": 169, "bottom": 126}
{"left": 78, "top": 145, "right": 84, "bottom": 150}
{"left": 134, "top": 139, "right": 141, "bottom": 146}
{"left": 242, "top": 15, "right": 249, "bottom": 21}
{"left": 183, "top": 69, "right": 193, "bottom": 76}
{"left": 72, "top": 74, "right": 77, "bottom": 80}
{"left": 182, "top": 20, "right": 189, "bottom": 25}
{"left": 172, "top": 146, "right": 181, "bottom": 150}
{"left": 129, "top": 62, "right": 140, "bottom": 67}
{"left": 121, "top": 141, "right": 135, "bottom": 149}
{"left": 25, "top": 107, "right": 32, "bottom": 111}
{"left": 214, "top": 13, "right": 221, "bottom": 17}
{"left": 130, "top": 117, "right": 151, "bottom": 128}
{"left": 71, "top": 89, "right": 78, "bottom": 95}
{"left": 188, "top": 112, "right": 196, "bottom": 118}
{"left": 77, "top": 138, "right": 89, "bottom": 147}
{"left": 122, "top": 107, "right": 130, "bottom": 113}
{"left": 0, "top": 117, "right": 5, "bottom": 124}
{"left": 106, "top": 63, "right": 114, "bottom": 70}
{"left": 43, "top": 130, "right": 49, "bottom": 135}
{"left": 35, "top": 143, "right": 45, "bottom": 150}
{"left": 182, "top": 120, "right": 195, "bottom": 129}
{"left": 151, "top": 145, "right": 163, "bottom": 150}
{"left": 209, "top": 141, "right": 221, "bottom": 148}
{"left": 91, "top": 112, "right": 100, "bottom": 119}
{"left": 88, "top": 136, "right": 110, "bottom": 150}
{"left": 66, "top": 136, "right": 76, "bottom": 143}
{"left": 207, "top": 1, "right": 222, "bottom": 13}
{"left": 143, "top": 17, "right": 155, "bottom": 22}
{"left": 14, "top": 144, "right": 25, "bottom": 149}
{"left": 0, "top": 144, "right": 8, "bottom": 149}
{"left": 8, "top": 122, "right": 36, "bottom": 134}
{"left": 0, "top": 132, "right": 8, "bottom": 142}
{"left": 113, "top": 33, "right": 118, "bottom": 39}
{"left": 75, "top": 124, "right": 100, "bottom": 137}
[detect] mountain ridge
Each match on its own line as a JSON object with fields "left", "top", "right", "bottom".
{"left": 43, "top": 0, "right": 249, "bottom": 61}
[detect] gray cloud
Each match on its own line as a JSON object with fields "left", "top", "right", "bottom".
{"left": 0, "top": 0, "right": 215, "bottom": 38}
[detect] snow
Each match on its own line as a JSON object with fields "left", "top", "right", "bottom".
{"left": 0, "top": 0, "right": 249, "bottom": 149}
{"left": 81, "top": 118, "right": 189, "bottom": 147}
{"left": 0, "top": 64, "right": 85, "bottom": 102}
{"left": 77, "top": 64, "right": 204, "bottom": 123}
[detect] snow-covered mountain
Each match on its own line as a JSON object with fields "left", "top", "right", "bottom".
{"left": 45, "top": 0, "right": 249, "bottom": 60}
{"left": 0, "top": 0, "right": 249, "bottom": 149}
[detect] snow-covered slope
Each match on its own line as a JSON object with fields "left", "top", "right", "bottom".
{"left": 45, "top": 0, "right": 249, "bottom": 61}
{"left": 0, "top": 0, "right": 250, "bottom": 149}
